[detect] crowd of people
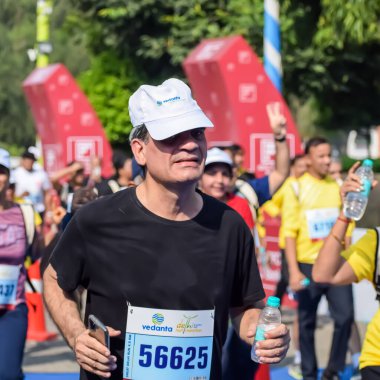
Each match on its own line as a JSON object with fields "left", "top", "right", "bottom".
{"left": 0, "top": 77, "right": 379, "bottom": 380}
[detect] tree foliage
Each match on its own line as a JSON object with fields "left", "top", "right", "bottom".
{"left": 69, "top": 0, "right": 380, "bottom": 137}
{"left": 1, "top": 0, "right": 380, "bottom": 147}
{"left": 0, "top": 0, "right": 90, "bottom": 148}
{"left": 0, "top": 0, "right": 36, "bottom": 147}
{"left": 78, "top": 53, "right": 141, "bottom": 146}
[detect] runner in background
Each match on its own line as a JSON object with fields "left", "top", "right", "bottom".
{"left": 204, "top": 101, "right": 291, "bottom": 380}
{"left": 328, "top": 156, "right": 362, "bottom": 380}
{"left": 219, "top": 102, "right": 290, "bottom": 224}
{"left": 12, "top": 149, "right": 52, "bottom": 218}
{"left": 49, "top": 161, "right": 87, "bottom": 210}
{"left": 0, "top": 148, "right": 40, "bottom": 380}
{"left": 256, "top": 154, "right": 307, "bottom": 379}
{"left": 199, "top": 147, "right": 254, "bottom": 230}
{"left": 96, "top": 150, "right": 134, "bottom": 196}
{"left": 313, "top": 161, "right": 379, "bottom": 380}
{"left": 219, "top": 144, "right": 246, "bottom": 177}
{"left": 283, "top": 137, "right": 355, "bottom": 380}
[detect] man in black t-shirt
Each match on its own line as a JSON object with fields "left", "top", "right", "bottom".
{"left": 43, "top": 78, "right": 290, "bottom": 380}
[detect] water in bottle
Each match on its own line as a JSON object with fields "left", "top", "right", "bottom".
{"left": 343, "top": 159, "right": 374, "bottom": 221}
{"left": 251, "top": 296, "right": 281, "bottom": 362}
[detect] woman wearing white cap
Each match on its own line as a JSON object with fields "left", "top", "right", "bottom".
{"left": 199, "top": 147, "right": 254, "bottom": 231}
{"left": 0, "top": 148, "right": 39, "bottom": 379}
{"left": 199, "top": 147, "right": 258, "bottom": 380}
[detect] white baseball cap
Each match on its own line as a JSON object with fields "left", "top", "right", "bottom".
{"left": 205, "top": 147, "right": 233, "bottom": 167}
{"left": 128, "top": 78, "right": 213, "bottom": 141}
{"left": 0, "top": 148, "right": 10, "bottom": 170}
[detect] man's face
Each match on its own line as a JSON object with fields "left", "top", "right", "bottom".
{"left": 307, "top": 143, "right": 331, "bottom": 178}
{"left": 292, "top": 157, "right": 307, "bottom": 178}
{"left": 119, "top": 159, "right": 133, "bottom": 181}
{"left": 199, "top": 163, "right": 232, "bottom": 201}
{"left": 22, "top": 157, "right": 34, "bottom": 171}
{"left": 233, "top": 150, "right": 244, "bottom": 168}
{"left": 133, "top": 128, "right": 207, "bottom": 186}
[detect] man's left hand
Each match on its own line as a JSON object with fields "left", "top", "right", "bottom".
{"left": 249, "top": 323, "right": 290, "bottom": 364}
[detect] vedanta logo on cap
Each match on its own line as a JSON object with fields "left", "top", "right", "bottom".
{"left": 156, "top": 96, "right": 181, "bottom": 106}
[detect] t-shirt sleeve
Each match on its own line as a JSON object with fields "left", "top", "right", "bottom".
{"left": 230, "top": 232, "right": 265, "bottom": 308}
{"left": 248, "top": 176, "right": 271, "bottom": 206}
{"left": 49, "top": 214, "right": 88, "bottom": 292}
{"left": 281, "top": 182, "right": 300, "bottom": 238}
{"left": 341, "top": 229, "right": 377, "bottom": 283}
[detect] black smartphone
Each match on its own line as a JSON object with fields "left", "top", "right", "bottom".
{"left": 88, "top": 314, "right": 110, "bottom": 349}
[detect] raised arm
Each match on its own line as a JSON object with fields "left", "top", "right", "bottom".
{"left": 49, "top": 162, "right": 84, "bottom": 185}
{"left": 313, "top": 162, "right": 378, "bottom": 285}
{"left": 266, "top": 102, "right": 290, "bottom": 195}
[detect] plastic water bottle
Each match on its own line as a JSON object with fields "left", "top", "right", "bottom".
{"left": 251, "top": 296, "right": 281, "bottom": 362}
{"left": 343, "top": 159, "right": 374, "bottom": 221}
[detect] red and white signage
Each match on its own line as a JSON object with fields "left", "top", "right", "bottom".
{"left": 183, "top": 35, "right": 303, "bottom": 177}
{"left": 23, "top": 64, "right": 113, "bottom": 177}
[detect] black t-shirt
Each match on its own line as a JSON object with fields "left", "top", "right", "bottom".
{"left": 50, "top": 187, "right": 265, "bottom": 380}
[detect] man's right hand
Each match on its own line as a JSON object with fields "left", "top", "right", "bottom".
{"left": 74, "top": 327, "right": 121, "bottom": 378}
{"left": 266, "top": 102, "right": 287, "bottom": 138}
{"left": 289, "top": 270, "right": 307, "bottom": 292}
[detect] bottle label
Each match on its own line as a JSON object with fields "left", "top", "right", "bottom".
{"left": 254, "top": 326, "right": 266, "bottom": 342}
{"left": 362, "top": 179, "right": 371, "bottom": 197}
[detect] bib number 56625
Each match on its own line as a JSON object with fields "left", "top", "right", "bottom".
{"left": 139, "top": 344, "right": 208, "bottom": 370}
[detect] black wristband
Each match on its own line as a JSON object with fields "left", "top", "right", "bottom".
{"left": 274, "top": 135, "right": 286, "bottom": 142}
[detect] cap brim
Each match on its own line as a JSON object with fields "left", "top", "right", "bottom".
{"left": 145, "top": 109, "right": 213, "bottom": 141}
{"left": 205, "top": 158, "right": 233, "bottom": 167}
{"left": 0, "top": 163, "right": 10, "bottom": 171}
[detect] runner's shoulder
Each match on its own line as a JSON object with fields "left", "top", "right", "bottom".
{"left": 200, "top": 191, "right": 252, "bottom": 229}
{"left": 74, "top": 187, "right": 133, "bottom": 222}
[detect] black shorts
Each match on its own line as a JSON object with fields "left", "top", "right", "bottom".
{"left": 361, "top": 366, "right": 380, "bottom": 380}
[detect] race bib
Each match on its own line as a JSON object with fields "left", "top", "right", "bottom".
{"left": 123, "top": 305, "right": 214, "bottom": 380}
{"left": 305, "top": 208, "right": 339, "bottom": 240}
{"left": 0, "top": 264, "right": 20, "bottom": 306}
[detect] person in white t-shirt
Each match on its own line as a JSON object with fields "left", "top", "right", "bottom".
{"left": 12, "top": 150, "right": 52, "bottom": 215}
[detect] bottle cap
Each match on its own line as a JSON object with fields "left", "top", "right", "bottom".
{"left": 362, "top": 159, "right": 373, "bottom": 168}
{"left": 266, "top": 296, "right": 280, "bottom": 308}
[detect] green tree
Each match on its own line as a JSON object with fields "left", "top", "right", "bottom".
{"left": 0, "top": 0, "right": 91, "bottom": 149}
{"left": 69, "top": 0, "right": 380, "bottom": 136}
{"left": 0, "top": 0, "right": 36, "bottom": 147}
{"left": 78, "top": 53, "right": 141, "bottom": 146}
